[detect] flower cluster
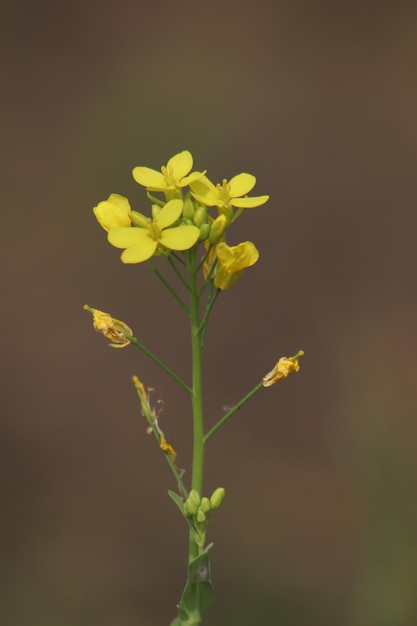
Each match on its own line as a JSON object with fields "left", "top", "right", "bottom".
{"left": 92, "top": 150, "right": 269, "bottom": 290}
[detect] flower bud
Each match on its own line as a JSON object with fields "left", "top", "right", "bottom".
{"left": 210, "top": 487, "right": 226, "bottom": 510}
{"left": 184, "top": 498, "right": 199, "bottom": 517}
{"left": 182, "top": 198, "right": 195, "bottom": 220}
{"left": 193, "top": 206, "right": 207, "bottom": 228}
{"left": 200, "top": 497, "right": 211, "bottom": 514}
{"left": 209, "top": 214, "right": 227, "bottom": 244}
{"left": 188, "top": 489, "right": 201, "bottom": 506}
{"left": 196, "top": 510, "right": 206, "bottom": 523}
{"left": 199, "top": 224, "right": 211, "bottom": 241}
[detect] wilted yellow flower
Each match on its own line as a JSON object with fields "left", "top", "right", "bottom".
{"left": 190, "top": 173, "right": 269, "bottom": 211}
{"left": 213, "top": 241, "right": 259, "bottom": 290}
{"left": 107, "top": 198, "right": 200, "bottom": 263}
{"left": 132, "top": 150, "right": 205, "bottom": 193}
{"left": 93, "top": 194, "right": 131, "bottom": 231}
{"left": 262, "top": 351, "right": 304, "bottom": 387}
{"left": 159, "top": 434, "right": 177, "bottom": 462}
{"left": 83, "top": 305, "right": 132, "bottom": 348}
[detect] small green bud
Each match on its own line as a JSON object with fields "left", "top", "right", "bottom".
{"left": 210, "top": 487, "right": 226, "bottom": 510}
{"left": 182, "top": 198, "right": 195, "bottom": 219}
{"left": 199, "top": 223, "right": 211, "bottom": 241}
{"left": 130, "top": 211, "right": 149, "bottom": 228}
{"left": 196, "top": 510, "right": 206, "bottom": 523}
{"left": 209, "top": 214, "right": 227, "bottom": 244}
{"left": 184, "top": 498, "right": 199, "bottom": 517}
{"left": 188, "top": 489, "right": 201, "bottom": 506}
{"left": 193, "top": 206, "right": 207, "bottom": 228}
{"left": 200, "top": 497, "right": 211, "bottom": 514}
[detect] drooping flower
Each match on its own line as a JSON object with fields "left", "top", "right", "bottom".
{"left": 93, "top": 194, "right": 131, "bottom": 231}
{"left": 190, "top": 173, "right": 269, "bottom": 211}
{"left": 262, "top": 351, "right": 304, "bottom": 387}
{"left": 132, "top": 150, "right": 205, "bottom": 193}
{"left": 107, "top": 199, "right": 200, "bottom": 263}
{"left": 213, "top": 241, "right": 259, "bottom": 290}
{"left": 83, "top": 305, "right": 133, "bottom": 348}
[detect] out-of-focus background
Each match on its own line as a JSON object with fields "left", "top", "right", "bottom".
{"left": 2, "top": 1, "right": 417, "bottom": 624}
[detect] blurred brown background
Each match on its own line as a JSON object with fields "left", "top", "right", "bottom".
{"left": 2, "top": 1, "right": 417, "bottom": 624}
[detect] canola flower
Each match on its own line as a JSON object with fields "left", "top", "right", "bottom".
{"left": 107, "top": 198, "right": 200, "bottom": 263}
{"left": 190, "top": 173, "right": 269, "bottom": 212}
{"left": 213, "top": 241, "right": 259, "bottom": 290}
{"left": 133, "top": 150, "right": 205, "bottom": 194}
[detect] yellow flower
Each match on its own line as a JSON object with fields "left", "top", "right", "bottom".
{"left": 262, "top": 351, "right": 304, "bottom": 387}
{"left": 93, "top": 194, "right": 131, "bottom": 231}
{"left": 213, "top": 241, "right": 259, "bottom": 290}
{"left": 132, "top": 150, "right": 205, "bottom": 193}
{"left": 84, "top": 305, "right": 133, "bottom": 348}
{"left": 107, "top": 199, "right": 200, "bottom": 263}
{"left": 190, "top": 173, "right": 269, "bottom": 211}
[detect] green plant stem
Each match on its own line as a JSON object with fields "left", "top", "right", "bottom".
{"left": 198, "top": 286, "right": 220, "bottom": 345}
{"left": 168, "top": 256, "right": 191, "bottom": 292}
{"left": 127, "top": 334, "right": 192, "bottom": 395}
{"left": 203, "top": 380, "right": 264, "bottom": 443}
{"left": 148, "top": 261, "right": 190, "bottom": 315}
{"left": 188, "top": 249, "right": 205, "bottom": 562}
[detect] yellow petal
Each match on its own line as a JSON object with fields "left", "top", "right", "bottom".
{"left": 156, "top": 199, "right": 183, "bottom": 230}
{"left": 107, "top": 227, "right": 149, "bottom": 249}
{"left": 160, "top": 225, "right": 200, "bottom": 250}
{"left": 228, "top": 173, "right": 256, "bottom": 198}
{"left": 231, "top": 195, "right": 269, "bottom": 208}
{"left": 121, "top": 239, "right": 157, "bottom": 263}
{"left": 133, "top": 166, "right": 167, "bottom": 190}
{"left": 167, "top": 150, "right": 193, "bottom": 180}
{"left": 93, "top": 194, "right": 131, "bottom": 231}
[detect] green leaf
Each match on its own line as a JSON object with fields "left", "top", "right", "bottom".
{"left": 171, "top": 550, "right": 214, "bottom": 625}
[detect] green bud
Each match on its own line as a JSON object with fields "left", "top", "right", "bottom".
{"left": 199, "top": 223, "right": 211, "bottom": 241}
{"left": 200, "top": 497, "right": 211, "bottom": 513}
{"left": 210, "top": 487, "right": 226, "bottom": 510}
{"left": 182, "top": 198, "right": 195, "bottom": 220}
{"left": 193, "top": 206, "right": 207, "bottom": 228}
{"left": 209, "top": 214, "right": 227, "bottom": 244}
{"left": 184, "top": 498, "right": 199, "bottom": 517}
{"left": 188, "top": 489, "right": 201, "bottom": 506}
{"left": 196, "top": 510, "right": 206, "bottom": 523}
{"left": 130, "top": 211, "right": 149, "bottom": 228}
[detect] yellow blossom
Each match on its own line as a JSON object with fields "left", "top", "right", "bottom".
{"left": 132, "top": 150, "right": 205, "bottom": 193}
{"left": 107, "top": 199, "right": 200, "bottom": 263}
{"left": 83, "top": 305, "right": 132, "bottom": 348}
{"left": 262, "top": 351, "right": 304, "bottom": 387}
{"left": 93, "top": 194, "right": 131, "bottom": 231}
{"left": 213, "top": 241, "right": 259, "bottom": 290}
{"left": 190, "top": 173, "right": 269, "bottom": 211}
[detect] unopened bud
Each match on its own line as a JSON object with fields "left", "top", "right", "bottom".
{"left": 196, "top": 510, "right": 206, "bottom": 523}
{"left": 184, "top": 498, "right": 199, "bottom": 517}
{"left": 209, "top": 214, "right": 227, "bottom": 244}
{"left": 182, "top": 198, "right": 195, "bottom": 220}
{"left": 199, "top": 224, "right": 211, "bottom": 241}
{"left": 200, "top": 497, "right": 211, "bottom": 514}
{"left": 210, "top": 487, "right": 226, "bottom": 510}
{"left": 188, "top": 489, "right": 201, "bottom": 506}
{"left": 193, "top": 206, "right": 207, "bottom": 228}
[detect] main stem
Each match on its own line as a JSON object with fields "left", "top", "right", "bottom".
{"left": 188, "top": 250, "right": 205, "bottom": 562}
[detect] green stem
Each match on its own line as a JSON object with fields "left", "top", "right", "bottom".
{"left": 168, "top": 256, "right": 191, "bottom": 292}
{"left": 203, "top": 380, "right": 264, "bottom": 443}
{"left": 198, "top": 286, "right": 220, "bottom": 346}
{"left": 128, "top": 334, "right": 192, "bottom": 395}
{"left": 187, "top": 249, "right": 205, "bottom": 562}
{"left": 147, "top": 261, "right": 190, "bottom": 315}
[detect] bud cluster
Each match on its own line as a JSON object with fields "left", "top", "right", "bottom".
{"left": 183, "top": 487, "right": 226, "bottom": 550}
